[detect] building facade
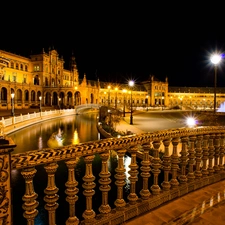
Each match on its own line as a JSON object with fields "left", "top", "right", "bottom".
{"left": 1, "top": 48, "right": 225, "bottom": 112}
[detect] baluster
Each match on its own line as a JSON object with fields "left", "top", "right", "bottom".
{"left": 140, "top": 144, "right": 151, "bottom": 199}
{"left": 150, "top": 141, "right": 161, "bottom": 195}
{"left": 179, "top": 137, "right": 188, "bottom": 184}
{"left": 208, "top": 134, "right": 215, "bottom": 175}
{"left": 187, "top": 135, "right": 196, "bottom": 182}
{"left": 21, "top": 167, "right": 39, "bottom": 225}
{"left": 202, "top": 134, "right": 210, "bottom": 177}
{"left": 170, "top": 137, "right": 180, "bottom": 189}
{"left": 114, "top": 149, "right": 126, "bottom": 209}
{"left": 44, "top": 163, "right": 59, "bottom": 225}
{"left": 65, "top": 158, "right": 79, "bottom": 225}
{"left": 161, "top": 139, "right": 171, "bottom": 191}
{"left": 127, "top": 146, "right": 139, "bottom": 205}
{"left": 99, "top": 152, "right": 111, "bottom": 215}
{"left": 219, "top": 133, "right": 225, "bottom": 170}
{"left": 195, "top": 135, "right": 203, "bottom": 179}
{"left": 213, "top": 133, "right": 221, "bottom": 172}
{"left": 82, "top": 155, "right": 96, "bottom": 220}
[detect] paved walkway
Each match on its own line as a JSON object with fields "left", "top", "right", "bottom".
{"left": 124, "top": 180, "right": 225, "bottom": 225}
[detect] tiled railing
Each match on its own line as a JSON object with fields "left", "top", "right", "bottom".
{"left": 1, "top": 125, "right": 225, "bottom": 224}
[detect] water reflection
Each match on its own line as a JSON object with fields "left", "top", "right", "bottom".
{"left": 9, "top": 113, "right": 99, "bottom": 154}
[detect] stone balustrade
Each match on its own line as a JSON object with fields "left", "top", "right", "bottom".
{"left": 1, "top": 125, "right": 225, "bottom": 224}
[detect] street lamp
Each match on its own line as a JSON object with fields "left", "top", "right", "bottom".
{"left": 115, "top": 87, "right": 118, "bottom": 109}
{"left": 128, "top": 80, "right": 134, "bottom": 125}
{"left": 58, "top": 97, "right": 61, "bottom": 109}
{"left": 107, "top": 85, "right": 111, "bottom": 107}
{"left": 11, "top": 93, "right": 15, "bottom": 117}
{"left": 210, "top": 53, "right": 222, "bottom": 114}
{"left": 122, "top": 89, "right": 127, "bottom": 117}
{"left": 39, "top": 96, "right": 42, "bottom": 112}
{"left": 146, "top": 95, "right": 149, "bottom": 111}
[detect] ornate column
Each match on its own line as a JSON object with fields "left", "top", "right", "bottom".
{"left": 98, "top": 152, "right": 111, "bottom": 215}
{"left": 179, "top": 137, "right": 188, "bottom": 185}
{"left": 187, "top": 135, "right": 196, "bottom": 182}
{"left": 114, "top": 149, "right": 126, "bottom": 209}
{"left": 170, "top": 137, "right": 180, "bottom": 189}
{"left": 0, "top": 135, "right": 16, "bottom": 225}
{"left": 127, "top": 146, "right": 139, "bottom": 205}
{"left": 44, "top": 162, "right": 59, "bottom": 225}
{"left": 195, "top": 135, "right": 203, "bottom": 179}
{"left": 140, "top": 144, "right": 151, "bottom": 199}
{"left": 21, "top": 167, "right": 39, "bottom": 225}
{"left": 150, "top": 140, "right": 161, "bottom": 195}
{"left": 213, "top": 133, "right": 221, "bottom": 173}
{"left": 219, "top": 133, "right": 225, "bottom": 170}
{"left": 82, "top": 155, "right": 96, "bottom": 220}
{"left": 202, "top": 134, "right": 210, "bottom": 177}
{"left": 161, "top": 139, "right": 171, "bottom": 190}
{"left": 208, "top": 133, "right": 215, "bottom": 175}
{"left": 65, "top": 158, "right": 79, "bottom": 225}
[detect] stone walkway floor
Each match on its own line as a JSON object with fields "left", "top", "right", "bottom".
{"left": 124, "top": 180, "right": 225, "bottom": 225}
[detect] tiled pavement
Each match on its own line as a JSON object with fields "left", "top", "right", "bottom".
{"left": 124, "top": 180, "right": 225, "bottom": 225}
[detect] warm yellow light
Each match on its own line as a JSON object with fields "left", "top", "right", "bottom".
{"left": 122, "top": 89, "right": 127, "bottom": 93}
{"left": 108, "top": 85, "right": 111, "bottom": 89}
{"left": 11, "top": 93, "right": 15, "bottom": 98}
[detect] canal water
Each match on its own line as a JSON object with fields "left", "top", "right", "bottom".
{"left": 9, "top": 112, "right": 132, "bottom": 225}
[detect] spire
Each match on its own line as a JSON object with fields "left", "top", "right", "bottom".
{"left": 69, "top": 51, "right": 77, "bottom": 71}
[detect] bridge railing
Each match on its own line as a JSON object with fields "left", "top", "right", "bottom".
{"left": 1, "top": 126, "right": 225, "bottom": 224}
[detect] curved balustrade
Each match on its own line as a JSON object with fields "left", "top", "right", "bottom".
{"left": 1, "top": 126, "right": 225, "bottom": 224}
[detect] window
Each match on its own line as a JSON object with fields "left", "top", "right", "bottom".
{"left": 34, "top": 65, "right": 40, "bottom": 71}
{"left": 16, "top": 63, "right": 19, "bottom": 70}
{"left": 20, "top": 64, "right": 23, "bottom": 70}
{"left": 23, "top": 77, "right": 26, "bottom": 83}
{"left": 11, "top": 62, "right": 14, "bottom": 68}
{"left": 13, "top": 76, "right": 16, "bottom": 82}
{"left": 25, "top": 65, "right": 28, "bottom": 71}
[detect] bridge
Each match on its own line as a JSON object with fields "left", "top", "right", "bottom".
{"left": 0, "top": 109, "right": 225, "bottom": 224}
{"left": 75, "top": 104, "right": 100, "bottom": 114}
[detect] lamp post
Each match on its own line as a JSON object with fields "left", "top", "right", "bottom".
{"left": 58, "top": 97, "right": 61, "bottom": 110}
{"left": 122, "top": 89, "right": 127, "bottom": 117}
{"left": 129, "top": 80, "right": 134, "bottom": 125}
{"left": 146, "top": 95, "right": 149, "bottom": 111}
{"left": 107, "top": 85, "right": 111, "bottom": 107}
{"left": 210, "top": 54, "right": 222, "bottom": 114}
{"left": 115, "top": 87, "right": 118, "bottom": 109}
{"left": 11, "top": 93, "right": 15, "bottom": 117}
{"left": 39, "top": 96, "right": 42, "bottom": 112}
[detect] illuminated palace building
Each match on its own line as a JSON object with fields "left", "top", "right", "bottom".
{"left": 0, "top": 48, "right": 225, "bottom": 111}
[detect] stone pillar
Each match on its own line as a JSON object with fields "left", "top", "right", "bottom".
{"left": 65, "top": 158, "right": 79, "bottom": 225}
{"left": 0, "top": 131, "right": 16, "bottom": 225}
{"left": 140, "top": 144, "right": 151, "bottom": 199}
{"left": 161, "top": 139, "right": 171, "bottom": 190}
{"left": 179, "top": 137, "right": 188, "bottom": 184}
{"left": 150, "top": 140, "right": 161, "bottom": 195}
{"left": 127, "top": 146, "right": 139, "bottom": 205}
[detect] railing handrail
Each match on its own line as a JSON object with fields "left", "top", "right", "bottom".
{"left": 11, "top": 125, "right": 225, "bottom": 169}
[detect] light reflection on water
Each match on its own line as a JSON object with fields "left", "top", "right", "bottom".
{"left": 9, "top": 113, "right": 100, "bottom": 154}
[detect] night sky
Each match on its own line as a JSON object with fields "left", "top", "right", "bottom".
{"left": 1, "top": 3, "right": 225, "bottom": 87}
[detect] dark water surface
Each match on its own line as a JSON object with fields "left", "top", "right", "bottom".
{"left": 9, "top": 113, "right": 100, "bottom": 154}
